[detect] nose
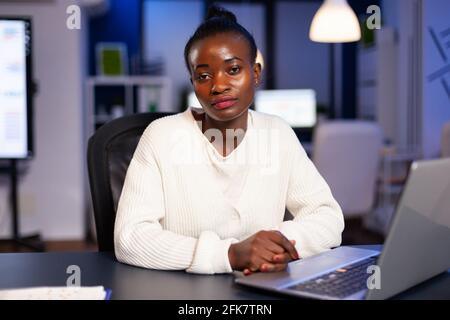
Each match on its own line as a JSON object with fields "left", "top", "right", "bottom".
{"left": 211, "top": 72, "right": 230, "bottom": 95}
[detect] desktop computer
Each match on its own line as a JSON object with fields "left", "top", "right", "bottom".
{"left": 254, "top": 89, "right": 317, "bottom": 128}
{"left": 187, "top": 91, "right": 202, "bottom": 109}
{"left": 255, "top": 89, "right": 317, "bottom": 143}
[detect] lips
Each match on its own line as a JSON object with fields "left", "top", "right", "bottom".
{"left": 211, "top": 97, "right": 238, "bottom": 110}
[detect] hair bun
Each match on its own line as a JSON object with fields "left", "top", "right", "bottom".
{"left": 206, "top": 5, "right": 237, "bottom": 23}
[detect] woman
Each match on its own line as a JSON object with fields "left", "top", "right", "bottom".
{"left": 114, "top": 5, "right": 344, "bottom": 275}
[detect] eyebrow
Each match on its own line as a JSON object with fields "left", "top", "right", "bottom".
{"left": 194, "top": 56, "right": 243, "bottom": 71}
{"left": 225, "top": 56, "right": 243, "bottom": 63}
{"left": 194, "top": 64, "right": 209, "bottom": 71}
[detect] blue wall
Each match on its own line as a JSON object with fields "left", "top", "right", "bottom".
{"left": 88, "top": 0, "right": 141, "bottom": 75}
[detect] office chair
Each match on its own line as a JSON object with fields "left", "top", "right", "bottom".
{"left": 87, "top": 112, "right": 175, "bottom": 251}
{"left": 312, "top": 121, "right": 383, "bottom": 243}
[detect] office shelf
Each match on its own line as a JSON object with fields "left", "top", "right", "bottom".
{"left": 85, "top": 75, "right": 172, "bottom": 135}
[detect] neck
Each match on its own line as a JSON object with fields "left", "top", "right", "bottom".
{"left": 193, "top": 108, "right": 249, "bottom": 157}
{"left": 203, "top": 110, "right": 248, "bottom": 136}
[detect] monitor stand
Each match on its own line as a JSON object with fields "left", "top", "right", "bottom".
{"left": 0, "top": 160, "right": 45, "bottom": 252}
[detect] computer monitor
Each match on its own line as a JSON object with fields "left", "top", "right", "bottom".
{"left": 0, "top": 17, "right": 33, "bottom": 159}
{"left": 254, "top": 89, "right": 317, "bottom": 128}
{"left": 187, "top": 91, "right": 202, "bottom": 109}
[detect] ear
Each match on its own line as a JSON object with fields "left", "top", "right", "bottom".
{"left": 253, "top": 62, "right": 262, "bottom": 87}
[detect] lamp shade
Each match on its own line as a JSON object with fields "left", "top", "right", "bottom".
{"left": 309, "top": 0, "right": 361, "bottom": 43}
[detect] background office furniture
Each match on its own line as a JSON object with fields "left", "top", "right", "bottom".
{"left": 87, "top": 112, "right": 174, "bottom": 251}
{"left": 85, "top": 76, "right": 172, "bottom": 131}
{"left": 367, "top": 149, "right": 420, "bottom": 237}
{"left": 1, "top": 245, "right": 449, "bottom": 299}
{"left": 312, "top": 121, "right": 383, "bottom": 243}
{"left": 312, "top": 121, "right": 383, "bottom": 217}
{"left": 442, "top": 122, "right": 450, "bottom": 158}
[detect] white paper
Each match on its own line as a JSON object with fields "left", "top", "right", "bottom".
{"left": 0, "top": 286, "right": 108, "bottom": 300}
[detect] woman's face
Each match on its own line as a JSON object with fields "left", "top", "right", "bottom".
{"left": 188, "top": 32, "right": 261, "bottom": 122}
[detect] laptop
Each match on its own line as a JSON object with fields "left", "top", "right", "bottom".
{"left": 235, "top": 158, "right": 450, "bottom": 300}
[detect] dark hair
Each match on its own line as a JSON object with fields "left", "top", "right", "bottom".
{"left": 183, "top": 5, "right": 257, "bottom": 72}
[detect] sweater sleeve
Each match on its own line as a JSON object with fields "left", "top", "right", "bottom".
{"left": 276, "top": 125, "right": 345, "bottom": 259}
{"left": 114, "top": 126, "right": 236, "bottom": 274}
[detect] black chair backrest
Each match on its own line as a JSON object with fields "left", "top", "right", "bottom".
{"left": 87, "top": 112, "right": 175, "bottom": 251}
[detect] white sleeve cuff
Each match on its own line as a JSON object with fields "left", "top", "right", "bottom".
{"left": 277, "top": 220, "right": 336, "bottom": 259}
{"left": 276, "top": 221, "right": 305, "bottom": 259}
{"left": 186, "top": 231, "right": 238, "bottom": 274}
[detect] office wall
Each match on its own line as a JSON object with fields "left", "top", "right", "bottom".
{"left": 381, "top": 0, "right": 419, "bottom": 150}
{"left": 422, "top": 0, "right": 450, "bottom": 158}
{"left": 143, "top": 0, "right": 203, "bottom": 111}
{"left": 382, "top": 0, "right": 450, "bottom": 157}
{"left": 89, "top": 0, "right": 140, "bottom": 76}
{"left": 0, "top": 0, "right": 86, "bottom": 239}
{"left": 276, "top": 2, "right": 331, "bottom": 107}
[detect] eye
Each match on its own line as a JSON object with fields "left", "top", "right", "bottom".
{"left": 196, "top": 73, "right": 210, "bottom": 81}
{"left": 229, "top": 65, "right": 241, "bottom": 74}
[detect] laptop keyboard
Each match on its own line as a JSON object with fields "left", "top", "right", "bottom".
{"left": 287, "top": 256, "right": 378, "bottom": 299}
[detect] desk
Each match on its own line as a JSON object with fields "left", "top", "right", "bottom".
{"left": 1, "top": 245, "right": 449, "bottom": 300}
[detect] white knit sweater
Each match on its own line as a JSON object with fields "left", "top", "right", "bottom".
{"left": 114, "top": 107, "right": 344, "bottom": 274}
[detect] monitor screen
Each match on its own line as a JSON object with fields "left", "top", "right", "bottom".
{"left": 188, "top": 91, "right": 202, "bottom": 109}
{"left": 254, "top": 89, "right": 317, "bottom": 128}
{"left": 0, "top": 17, "right": 33, "bottom": 159}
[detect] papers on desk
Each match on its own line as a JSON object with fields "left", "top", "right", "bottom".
{"left": 0, "top": 286, "right": 111, "bottom": 300}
